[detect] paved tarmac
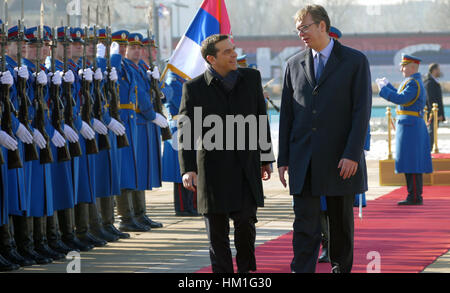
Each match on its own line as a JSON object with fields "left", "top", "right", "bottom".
{"left": 7, "top": 160, "right": 450, "bottom": 273}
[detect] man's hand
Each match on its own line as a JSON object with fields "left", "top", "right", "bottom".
{"left": 182, "top": 172, "right": 197, "bottom": 192}
{"left": 261, "top": 164, "right": 272, "bottom": 181}
{"left": 338, "top": 158, "right": 358, "bottom": 180}
{"left": 278, "top": 166, "right": 288, "bottom": 188}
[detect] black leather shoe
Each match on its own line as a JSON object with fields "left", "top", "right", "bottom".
{"left": 77, "top": 232, "right": 107, "bottom": 247}
{"left": 35, "top": 244, "right": 65, "bottom": 261}
{"left": 18, "top": 248, "right": 53, "bottom": 265}
{"left": 49, "top": 240, "right": 78, "bottom": 255}
{"left": 62, "top": 237, "right": 94, "bottom": 252}
{"left": 318, "top": 248, "right": 330, "bottom": 263}
{"left": 0, "top": 248, "right": 35, "bottom": 267}
{"left": 104, "top": 224, "right": 130, "bottom": 239}
{"left": 398, "top": 199, "right": 423, "bottom": 205}
{"left": 91, "top": 227, "right": 120, "bottom": 243}
{"left": 138, "top": 215, "right": 163, "bottom": 229}
{"left": 119, "top": 219, "right": 151, "bottom": 232}
{"left": 0, "top": 254, "right": 20, "bottom": 272}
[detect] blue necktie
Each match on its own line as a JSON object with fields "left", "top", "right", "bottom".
{"left": 316, "top": 53, "right": 324, "bottom": 82}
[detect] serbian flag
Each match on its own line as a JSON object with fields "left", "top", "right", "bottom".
{"left": 161, "top": 0, "right": 231, "bottom": 81}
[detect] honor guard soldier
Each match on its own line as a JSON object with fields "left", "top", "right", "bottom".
{"left": 67, "top": 26, "right": 109, "bottom": 248}
{"left": 161, "top": 70, "right": 199, "bottom": 216}
{"left": 377, "top": 54, "right": 433, "bottom": 205}
{"left": 123, "top": 33, "right": 167, "bottom": 230}
{"left": 94, "top": 28, "right": 130, "bottom": 239}
{"left": 110, "top": 30, "right": 150, "bottom": 232}
{"left": 137, "top": 36, "right": 166, "bottom": 227}
{"left": 80, "top": 27, "right": 121, "bottom": 243}
{"left": 0, "top": 19, "right": 27, "bottom": 271}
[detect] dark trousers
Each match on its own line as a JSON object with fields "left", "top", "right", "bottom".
{"left": 405, "top": 173, "right": 423, "bottom": 202}
{"left": 204, "top": 182, "right": 257, "bottom": 273}
{"left": 291, "top": 166, "right": 354, "bottom": 273}
{"left": 173, "top": 183, "right": 197, "bottom": 213}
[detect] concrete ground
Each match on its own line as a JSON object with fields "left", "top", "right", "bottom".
{"left": 7, "top": 160, "right": 450, "bottom": 273}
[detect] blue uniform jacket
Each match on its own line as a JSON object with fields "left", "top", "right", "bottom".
{"left": 23, "top": 58, "right": 54, "bottom": 217}
{"left": 379, "top": 73, "right": 433, "bottom": 174}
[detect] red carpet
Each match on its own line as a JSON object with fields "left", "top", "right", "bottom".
{"left": 196, "top": 186, "right": 450, "bottom": 273}
{"left": 432, "top": 153, "right": 450, "bottom": 159}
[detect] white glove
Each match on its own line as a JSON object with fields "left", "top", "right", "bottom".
{"left": 152, "top": 66, "right": 160, "bottom": 80}
{"left": 146, "top": 70, "right": 153, "bottom": 80}
{"left": 80, "top": 121, "right": 95, "bottom": 140}
{"left": 92, "top": 118, "right": 108, "bottom": 135}
{"left": 51, "top": 130, "right": 66, "bottom": 148}
{"left": 381, "top": 77, "right": 389, "bottom": 85}
{"left": 50, "top": 71, "right": 62, "bottom": 85}
{"left": 97, "top": 43, "right": 106, "bottom": 58}
{"left": 15, "top": 123, "right": 33, "bottom": 144}
{"left": 36, "top": 71, "right": 48, "bottom": 85}
{"left": 151, "top": 113, "right": 169, "bottom": 128}
{"left": 15, "top": 66, "right": 29, "bottom": 80}
{"left": 63, "top": 70, "right": 75, "bottom": 84}
{"left": 109, "top": 67, "right": 118, "bottom": 82}
{"left": 78, "top": 68, "right": 93, "bottom": 82}
{"left": 63, "top": 124, "right": 79, "bottom": 143}
{"left": 111, "top": 41, "right": 120, "bottom": 55}
{"left": 0, "top": 130, "right": 18, "bottom": 151}
{"left": 107, "top": 118, "right": 126, "bottom": 136}
{"left": 376, "top": 78, "right": 388, "bottom": 91}
{"left": 33, "top": 129, "right": 47, "bottom": 149}
{"left": 94, "top": 68, "right": 103, "bottom": 81}
{"left": 1, "top": 71, "right": 14, "bottom": 85}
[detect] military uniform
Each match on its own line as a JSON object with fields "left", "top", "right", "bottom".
{"left": 379, "top": 54, "right": 433, "bottom": 205}
{"left": 110, "top": 30, "right": 150, "bottom": 232}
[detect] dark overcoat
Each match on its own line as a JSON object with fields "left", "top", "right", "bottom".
{"left": 277, "top": 40, "right": 372, "bottom": 196}
{"left": 178, "top": 68, "right": 274, "bottom": 214}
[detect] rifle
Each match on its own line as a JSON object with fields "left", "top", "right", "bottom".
{"left": 32, "top": 25, "right": 53, "bottom": 165}
{"left": 80, "top": 26, "right": 99, "bottom": 155}
{"left": 50, "top": 26, "right": 71, "bottom": 162}
{"left": 91, "top": 25, "right": 110, "bottom": 151}
{"left": 104, "top": 8, "right": 129, "bottom": 148}
{"left": 60, "top": 26, "right": 81, "bottom": 158}
{"left": 146, "top": 30, "right": 171, "bottom": 141}
{"left": 16, "top": 19, "right": 39, "bottom": 162}
{"left": 0, "top": 15, "right": 22, "bottom": 169}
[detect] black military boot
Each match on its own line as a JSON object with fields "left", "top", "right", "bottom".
{"left": 89, "top": 199, "right": 119, "bottom": 242}
{"left": 47, "top": 213, "right": 76, "bottom": 255}
{"left": 58, "top": 208, "right": 94, "bottom": 252}
{"left": 0, "top": 221, "right": 34, "bottom": 267}
{"left": 133, "top": 190, "right": 163, "bottom": 229}
{"left": 100, "top": 196, "right": 130, "bottom": 239}
{"left": 318, "top": 212, "right": 330, "bottom": 263}
{"left": 75, "top": 203, "right": 107, "bottom": 247}
{"left": 0, "top": 253, "right": 20, "bottom": 272}
{"left": 33, "top": 216, "right": 65, "bottom": 261}
{"left": 116, "top": 190, "right": 150, "bottom": 232}
{"left": 13, "top": 216, "right": 53, "bottom": 265}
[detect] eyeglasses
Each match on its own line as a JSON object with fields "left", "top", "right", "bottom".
{"left": 293, "top": 22, "right": 318, "bottom": 35}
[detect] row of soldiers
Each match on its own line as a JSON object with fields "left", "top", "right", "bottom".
{"left": 0, "top": 21, "right": 173, "bottom": 271}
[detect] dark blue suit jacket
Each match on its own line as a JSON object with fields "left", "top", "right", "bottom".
{"left": 278, "top": 40, "right": 372, "bottom": 196}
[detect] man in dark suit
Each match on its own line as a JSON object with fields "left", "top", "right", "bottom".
{"left": 424, "top": 63, "right": 446, "bottom": 147}
{"left": 178, "top": 34, "right": 274, "bottom": 273}
{"left": 277, "top": 5, "right": 372, "bottom": 273}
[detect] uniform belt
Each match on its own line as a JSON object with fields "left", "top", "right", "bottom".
{"left": 396, "top": 110, "right": 421, "bottom": 117}
{"left": 119, "top": 104, "right": 141, "bottom": 113}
